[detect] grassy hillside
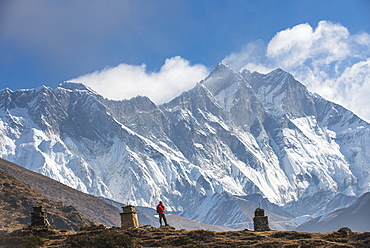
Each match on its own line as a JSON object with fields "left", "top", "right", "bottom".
{"left": 0, "top": 169, "right": 95, "bottom": 231}
{"left": 0, "top": 158, "right": 121, "bottom": 227}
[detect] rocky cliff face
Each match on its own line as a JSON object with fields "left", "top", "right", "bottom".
{"left": 0, "top": 62, "right": 369, "bottom": 229}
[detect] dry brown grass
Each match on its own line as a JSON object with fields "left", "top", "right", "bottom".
{"left": 0, "top": 167, "right": 96, "bottom": 232}
{"left": 0, "top": 158, "right": 121, "bottom": 227}
{"left": 2, "top": 225, "right": 370, "bottom": 247}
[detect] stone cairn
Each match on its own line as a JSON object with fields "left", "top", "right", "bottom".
{"left": 30, "top": 206, "right": 50, "bottom": 227}
{"left": 120, "top": 204, "right": 139, "bottom": 229}
{"left": 253, "top": 207, "right": 270, "bottom": 231}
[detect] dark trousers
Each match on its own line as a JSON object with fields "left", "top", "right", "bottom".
{"left": 159, "top": 213, "right": 168, "bottom": 226}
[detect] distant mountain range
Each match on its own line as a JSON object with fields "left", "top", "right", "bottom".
{"left": 0, "top": 61, "right": 369, "bottom": 230}
{"left": 296, "top": 192, "right": 370, "bottom": 232}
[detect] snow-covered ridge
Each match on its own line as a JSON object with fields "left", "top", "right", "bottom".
{"left": 58, "top": 81, "right": 94, "bottom": 92}
{"left": 0, "top": 62, "right": 369, "bottom": 228}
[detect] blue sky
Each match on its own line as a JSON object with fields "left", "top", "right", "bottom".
{"left": 1, "top": 0, "right": 370, "bottom": 120}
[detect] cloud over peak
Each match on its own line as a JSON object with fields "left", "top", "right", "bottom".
{"left": 70, "top": 21, "right": 370, "bottom": 122}
{"left": 267, "top": 21, "right": 352, "bottom": 68}
{"left": 70, "top": 56, "right": 209, "bottom": 104}
{"left": 225, "top": 20, "right": 370, "bottom": 121}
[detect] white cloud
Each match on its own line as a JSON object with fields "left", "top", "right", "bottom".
{"left": 224, "top": 40, "right": 270, "bottom": 72}
{"left": 225, "top": 20, "right": 370, "bottom": 122}
{"left": 267, "top": 23, "right": 315, "bottom": 68}
{"left": 266, "top": 21, "right": 352, "bottom": 70}
{"left": 70, "top": 21, "right": 370, "bottom": 121}
{"left": 334, "top": 59, "right": 370, "bottom": 119}
{"left": 70, "top": 56, "right": 209, "bottom": 104}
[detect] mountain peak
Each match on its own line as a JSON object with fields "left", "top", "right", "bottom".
{"left": 217, "top": 60, "right": 232, "bottom": 68}
{"left": 266, "top": 68, "right": 294, "bottom": 80}
{"left": 58, "top": 82, "right": 93, "bottom": 92}
{"left": 270, "top": 68, "right": 285, "bottom": 73}
{"left": 249, "top": 68, "right": 296, "bottom": 91}
{"left": 213, "top": 61, "right": 239, "bottom": 74}
{"left": 200, "top": 61, "right": 244, "bottom": 96}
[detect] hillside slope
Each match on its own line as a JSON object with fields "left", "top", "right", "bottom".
{"left": 0, "top": 167, "right": 95, "bottom": 231}
{"left": 0, "top": 158, "right": 121, "bottom": 227}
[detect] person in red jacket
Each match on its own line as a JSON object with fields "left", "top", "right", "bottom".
{"left": 156, "top": 201, "right": 169, "bottom": 227}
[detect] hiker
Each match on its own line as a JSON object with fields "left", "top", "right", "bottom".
{"left": 156, "top": 201, "right": 169, "bottom": 227}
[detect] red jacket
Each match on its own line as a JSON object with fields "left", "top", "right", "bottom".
{"left": 157, "top": 204, "right": 165, "bottom": 214}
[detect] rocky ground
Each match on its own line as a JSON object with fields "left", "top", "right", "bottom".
{"left": 1, "top": 225, "right": 370, "bottom": 247}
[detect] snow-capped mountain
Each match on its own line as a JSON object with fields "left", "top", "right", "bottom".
{"left": 296, "top": 192, "right": 370, "bottom": 232}
{"left": 0, "top": 62, "right": 369, "bottom": 229}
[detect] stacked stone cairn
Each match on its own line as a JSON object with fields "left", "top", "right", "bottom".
{"left": 30, "top": 206, "right": 51, "bottom": 227}
{"left": 120, "top": 204, "right": 139, "bottom": 229}
{"left": 253, "top": 207, "right": 270, "bottom": 231}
